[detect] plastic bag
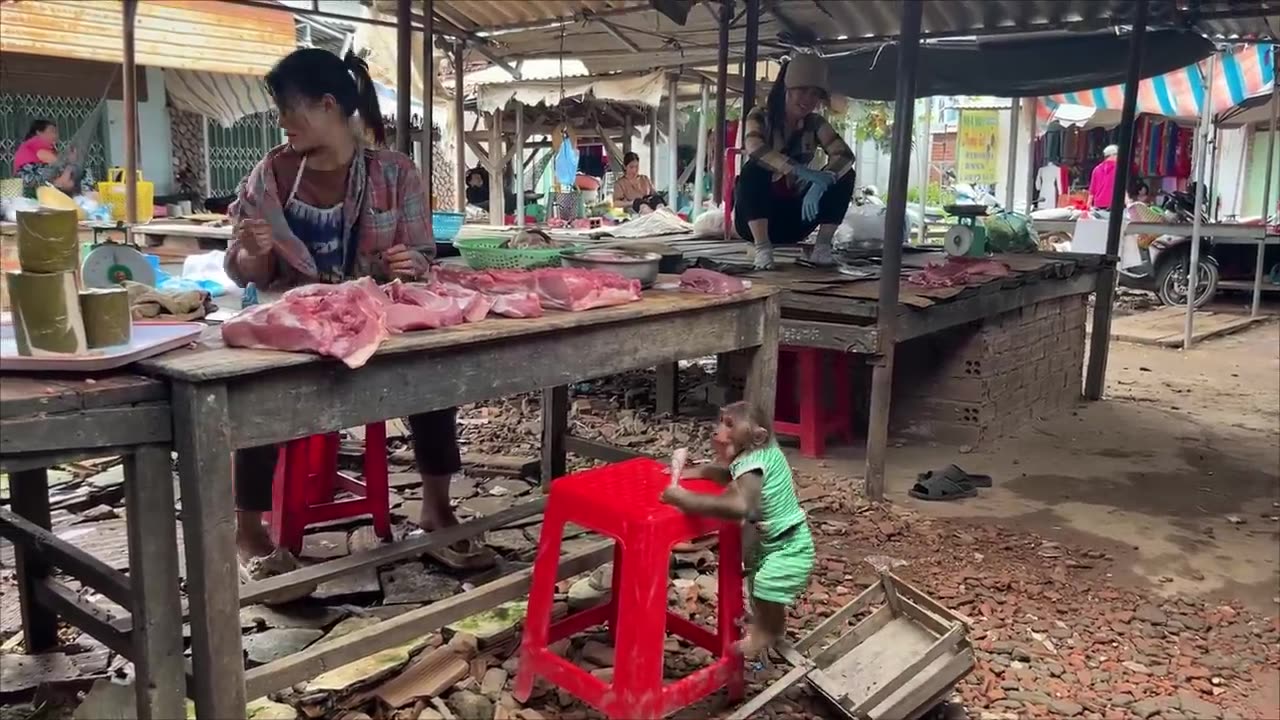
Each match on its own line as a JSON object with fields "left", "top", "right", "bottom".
{"left": 983, "top": 211, "right": 1038, "bottom": 253}
{"left": 833, "top": 203, "right": 908, "bottom": 254}
{"left": 553, "top": 137, "right": 579, "bottom": 187}
{"left": 692, "top": 204, "right": 726, "bottom": 238}
{"left": 179, "top": 250, "right": 235, "bottom": 296}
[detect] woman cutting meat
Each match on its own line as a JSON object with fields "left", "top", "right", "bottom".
{"left": 225, "top": 48, "right": 494, "bottom": 577}
{"left": 735, "top": 54, "right": 856, "bottom": 269}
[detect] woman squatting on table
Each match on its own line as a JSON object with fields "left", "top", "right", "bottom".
{"left": 224, "top": 48, "right": 496, "bottom": 580}
{"left": 734, "top": 54, "right": 857, "bottom": 270}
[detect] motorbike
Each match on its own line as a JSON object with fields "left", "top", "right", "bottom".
{"left": 1115, "top": 183, "right": 1230, "bottom": 307}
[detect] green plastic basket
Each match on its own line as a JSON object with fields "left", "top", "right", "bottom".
{"left": 453, "top": 235, "right": 576, "bottom": 270}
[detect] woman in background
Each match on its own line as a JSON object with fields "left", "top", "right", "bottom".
{"left": 613, "top": 151, "right": 665, "bottom": 213}
{"left": 735, "top": 54, "right": 856, "bottom": 269}
{"left": 13, "top": 119, "right": 80, "bottom": 196}
{"left": 226, "top": 48, "right": 493, "bottom": 578}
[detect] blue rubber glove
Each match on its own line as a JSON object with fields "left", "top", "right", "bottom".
{"left": 794, "top": 166, "right": 835, "bottom": 193}
{"left": 802, "top": 182, "right": 826, "bottom": 223}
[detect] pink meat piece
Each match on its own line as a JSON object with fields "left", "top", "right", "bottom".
{"left": 430, "top": 283, "right": 496, "bottom": 323}
{"left": 222, "top": 277, "right": 388, "bottom": 369}
{"left": 907, "top": 257, "right": 1011, "bottom": 288}
{"left": 485, "top": 290, "right": 543, "bottom": 318}
{"left": 679, "top": 268, "right": 747, "bottom": 295}
{"left": 381, "top": 281, "right": 468, "bottom": 331}
{"left": 432, "top": 266, "right": 640, "bottom": 312}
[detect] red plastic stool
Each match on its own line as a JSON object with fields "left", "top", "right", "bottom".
{"left": 514, "top": 458, "right": 744, "bottom": 720}
{"left": 774, "top": 345, "right": 854, "bottom": 458}
{"left": 267, "top": 422, "right": 392, "bottom": 555}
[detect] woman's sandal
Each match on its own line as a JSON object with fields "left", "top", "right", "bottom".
{"left": 908, "top": 464, "right": 990, "bottom": 502}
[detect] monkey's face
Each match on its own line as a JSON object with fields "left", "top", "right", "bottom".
{"left": 713, "top": 410, "right": 768, "bottom": 463}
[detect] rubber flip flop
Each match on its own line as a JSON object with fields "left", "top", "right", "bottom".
{"left": 422, "top": 536, "right": 498, "bottom": 571}
{"left": 918, "top": 464, "right": 992, "bottom": 488}
{"left": 908, "top": 474, "right": 979, "bottom": 502}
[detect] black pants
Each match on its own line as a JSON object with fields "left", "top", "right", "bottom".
{"left": 632, "top": 194, "right": 666, "bottom": 213}
{"left": 733, "top": 162, "right": 856, "bottom": 245}
{"left": 234, "top": 408, "right": 461, "bottom": 512}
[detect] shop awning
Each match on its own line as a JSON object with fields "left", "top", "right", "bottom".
{"left": 1044, "top": 44, "right": 1275, "bottom": 120}
{"left": 474, "top": 71, "right": 668, "bottom": 114}
{"left": 164, "top": 70, "right": 273, "bottom": 128}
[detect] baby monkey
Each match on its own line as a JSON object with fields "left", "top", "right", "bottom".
{"left": 661, "top": 401, "right": 816, "bottom": 657}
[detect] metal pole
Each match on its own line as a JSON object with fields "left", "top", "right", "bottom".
{"left": 864, "top": 0, "right": 923, "bottom": 502}
{"left": 513, "top": 101, "right": 524, "bottom": 227}
{"left": 623, "top": 115, "right": 633, "bottom": 155}
{"left": 667, "top": 75, "right": 679, "bottom": 200}
{"left": 742, "top": 0, "right": 759, "bottom": 113}
{"left": 123, "top": 0, "right": 138, "bottom": 225}
{"left": 395, "top": 0, "right": 412, "bottom": 154}
{"left": 649, "top": 106, "right": 659, "bottom": 182}
{"left": 1024, "top": 98, "right": 1038, "bottom": 209}
{"left": 488, "top": 113, "right": 503, "bottom": 220}
{"left": 453, "top": 42, "right": 465, "bottom": 211}
{"left": 693, "top": 79, "right": 709, "bottom": 219}
{"left": 917, "top": 97, "right": 931, "bottom": 243}
{"left": 1184, "top": 52, "right": 1218, "bottom": 351}
{"left": 423, "top": 0, "right": 435, "bottom": 241}
{"left": 1252, "top": 52, "right": 1279, "bottom": 318}
{"left": 1005, "top": 98, "right": 1020, "bottom": 210}
{"left": 1084, "top": 0, "right": 1148, "bottom": 400}
{"left": 201, "top": 117, "right": 211, "bottom": 197}
{"left": 712, "top": 0, "right": 731, "bottom": 206}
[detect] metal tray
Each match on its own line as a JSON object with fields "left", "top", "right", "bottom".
{"left": 730, "top": 572, "right": 974, "bottom": 720}
{"left": 0, "top": 319, "right": 205, "bottom": 372}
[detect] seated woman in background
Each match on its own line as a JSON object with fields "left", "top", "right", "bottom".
{"left": 613, "top": 151, "right": 665, "bottom": 214}
{"left": 13, "top": 119, "right": 83, "bottom": 197}
{"left": 465, "top": 165, "right": 517, "bottom": 213}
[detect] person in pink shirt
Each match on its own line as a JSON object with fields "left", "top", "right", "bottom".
{"left": 12, "top": 119, "right": 79, "bottom": 196}
{"left": 1088, "top": 144, "right": 1119, "bottom": 211}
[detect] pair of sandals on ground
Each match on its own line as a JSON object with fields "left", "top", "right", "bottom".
{"left": 909, "top": 464, "right": 993, "bottom": 502}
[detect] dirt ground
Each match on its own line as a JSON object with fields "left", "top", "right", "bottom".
{"left": 790, "top": 318, "right": 1280, "bottom": 717}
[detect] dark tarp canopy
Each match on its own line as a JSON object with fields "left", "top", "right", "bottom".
{"left": 824, "top": 28, "right": 1216, "bottom": 99}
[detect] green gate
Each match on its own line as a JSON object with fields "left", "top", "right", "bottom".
{"left": 0, "top": 93, "right": 107, "bottom": 184}
{"left": 207, "top": 111, "right": 278, "bottom": 197}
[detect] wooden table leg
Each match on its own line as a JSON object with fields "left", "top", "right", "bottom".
{"left": 123, "top": 444, "right": 187, "bottom": 720}
{"left": 743, "top": 295, "right": 781, "bottom": 420}
{"left": 10, "top": 468, "right": 58, "bottom": 652}
{"left": 655, "top": 362, "right": 679, "bottom": 416}
{"left": 540, "top": 385, "right": 568, "bottom": 488}
{"left": 172, "top": 383, "right": 246, "bottom": 717}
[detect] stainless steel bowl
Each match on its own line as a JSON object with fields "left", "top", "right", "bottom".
{"left": 560, "top": 248, "right": 662, "bottom": 288}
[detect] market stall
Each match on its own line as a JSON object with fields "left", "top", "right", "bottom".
{"left": 132, "top": 283, "right": 779, "bottom": 717}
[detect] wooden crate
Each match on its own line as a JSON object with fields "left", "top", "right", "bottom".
{"left": 730, "top": 572, "right": 974, "bottom": 720}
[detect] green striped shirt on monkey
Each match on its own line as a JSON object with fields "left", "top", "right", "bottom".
{"left": 729, "top": 440, "right": 808, "bottom": 543}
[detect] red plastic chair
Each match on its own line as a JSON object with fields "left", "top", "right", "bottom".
{"left": 774, "top": 346, "right": 855, "bottom": 458}
{"left": 514, "top": 458, "right": 744, "bottom": 720}
{"left": 267, "top": 422, "right": 392, "bottom": 555}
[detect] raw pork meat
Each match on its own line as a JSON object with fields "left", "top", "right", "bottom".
{"left": 907, "top": 257, "right": 1011, "bottom": 288}
{"left": 679, "top": 268, "right": 747, "bottom": 295}
{"left": 381, "top": 281, "right": 470, "bottom": 331}
{"left": 434, "top": 266, "right": 641, "bottom": 312}
{"left": 222, "top": 277, "right": 388, "bottom": 368}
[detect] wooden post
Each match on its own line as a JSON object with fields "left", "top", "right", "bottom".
{"left": 488, "top": 113, "right": 505, "bottom": 221}
{"left": 649, "top": 106, "right": 659, "bottom": 183}
{"left": 623, "top": 115, "right": 633, "bottom": 155}
{"left": 692, "top": 79, "right": 709, "bottom": 219}
{"left": 454, "top": 42, "right": 466, "bottom": 211}
{"left": 541, "top": 386, "right": 569, "bottom": 486}
{"left": 423, "top": 0, "right": 435, "bottom": 243}
{"left": 864, "top": 0, "right": 923, "bottom": 502}
{"left": 918, "top": 97, "right": 932, "bottom": 243}
{"left": 514, "top": 101, "right": 524, "bottom": 227}
{"left": 742, "top": 0, "right": 759, "bottom": 111}
{"left": 667, "top": 75, "right": 679, "bottom": 200}
{"left": 395, "top": 0, "right": 412, "bottom": 155}
{"left": 123, "top": 0, "right": 138, "bottom": 224}
{"left": 656, "top": 363, "right": 679, "bottom": 415}
{"left": 10, "top": 469, "right": 57, "bottom": 652}
{"left": 1004, "top": 98, "right": 1020, "bottom": 210}
{"left": 201, "top": 117, "right": 212, "bottom": 197}
{"left": 1184, "top": 49, "right": 1217, "bottom": 350}
{"left": 1085, "top": 0, "right": 1148, "bottom": 399}
{"left": 712, "top": 0, "right": 731, "bottom": 206}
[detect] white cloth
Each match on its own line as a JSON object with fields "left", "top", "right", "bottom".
{"left": 1036, "top": 163, "right": 1063, "bottom": 209}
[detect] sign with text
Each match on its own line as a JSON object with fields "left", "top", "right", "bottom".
{"left": 956, "top": 110, "right": 999, "bottom": 185}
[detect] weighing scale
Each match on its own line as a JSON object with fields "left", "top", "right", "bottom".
{"left": 81, "top": 226, "right": 156, "bottom": 288}
{"left": 942, "top": 204, "right": 991, "bottom": 257}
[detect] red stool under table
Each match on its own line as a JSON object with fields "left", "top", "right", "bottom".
{"left": 267, "top": 422, "right": 392, "bottom": 555}
{"left": 774, "top": 345, "right": 854, "bottom": 458}
{"left": 514, "top": 457, "right": 744, "bottom": 720}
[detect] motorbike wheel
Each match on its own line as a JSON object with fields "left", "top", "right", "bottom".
{"left": 1155, "top": 251, "right": 1219, "bottom": 307}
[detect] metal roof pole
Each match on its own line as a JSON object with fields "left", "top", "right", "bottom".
{"left": 1251, "top": 49, "right": 1278, "bottom": 319}
{"left": 1084, "top": 0, "right": 1148, "bottom": 400}
{"left": 693, "top": 79, "right": 709, "bottom": 219}
{"left": 454, "top": 42, "right": 466, "bottom": 211}
{"left": 424, "top": 0, "right": 436, "bottom": 241}
{"left": 863, "top": 0, "right": 923, "bottom": 502}
{"left": 1005, "top": 99, "right": 1020, "bottom": 210}
{"left": 742, "top": 0, "right": 760, "bottom": 112}
{"left": 712, "top": 0, "right": 732, "bottom": 206}
{"left": 1184, "top": 51, "right": 1217, "bottom": 351}
{"left": 514, "top": 101, "right": 525, "bottom": 228}
{"left": 918, "top": 97, "right": 931, "bottom": 243}
{"left": 123, "top": 0, "right": 138, "bottom": 225}
{"left": 396, "top": 0, "right": 412, "bottom": 154}
{"left": 650, "top": 106, "right": 659, "bottom": 182}
{"left": 667, "top": 75, "right": 679, "bottom": 198}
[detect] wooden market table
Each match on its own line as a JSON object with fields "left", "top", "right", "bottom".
{"left": 0, "top": 374, "right": 185, "bottom": 719}
{"left": 136, "top": 283, "right": 780, "bottom": 718}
